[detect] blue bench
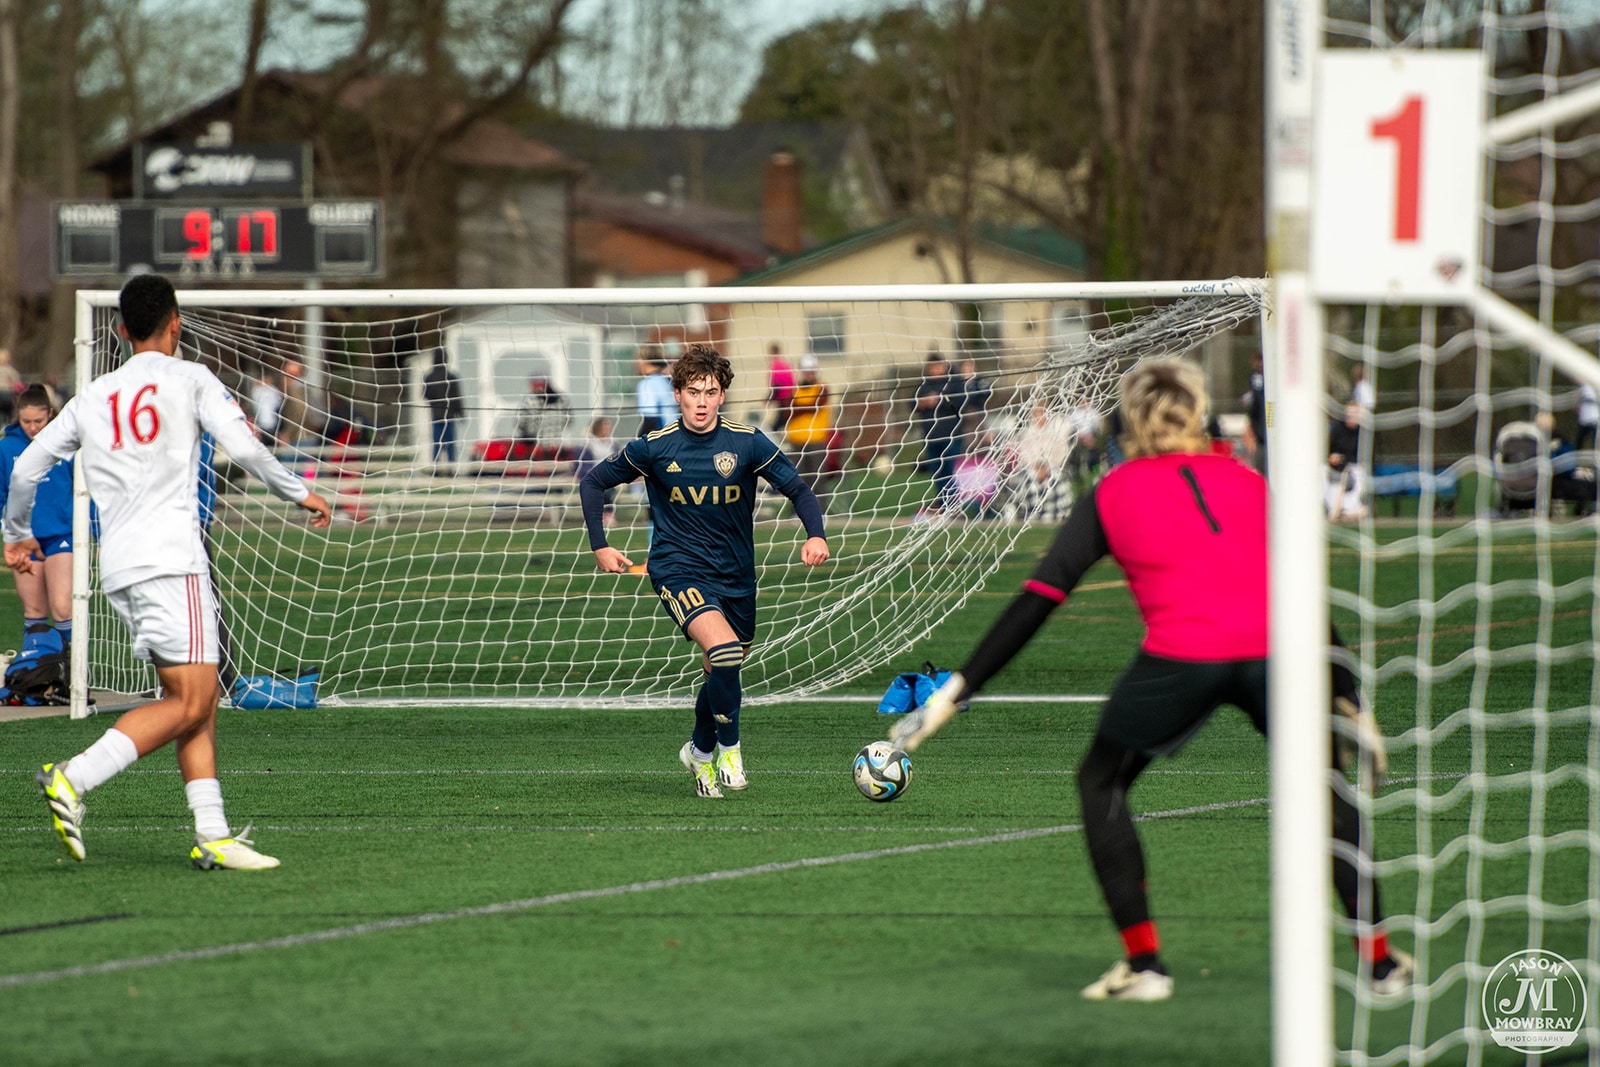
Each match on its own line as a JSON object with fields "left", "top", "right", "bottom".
{"left": 1371, "top": 464, "right": 1459, "bottom": 517}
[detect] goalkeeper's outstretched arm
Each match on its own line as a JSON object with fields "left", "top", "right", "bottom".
{"left": 892, "top": 491, "right": 1109, "bottom": 751}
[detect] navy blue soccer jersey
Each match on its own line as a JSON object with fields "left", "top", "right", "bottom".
{"left": 582, "top": 417, "right": 805, "bottom": 594}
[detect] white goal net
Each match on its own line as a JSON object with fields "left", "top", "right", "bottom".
{"left": 1272, "top": 2, "right": 1600, "bottom": 1064}
{"left": 75, "top": 282, "right": 1263, "bottom": 709}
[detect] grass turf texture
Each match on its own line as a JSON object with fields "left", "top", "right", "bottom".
{"left": 1, "top": 522, "right": 1595, "bottom": 1065}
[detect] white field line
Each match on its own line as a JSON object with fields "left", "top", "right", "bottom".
{"left": 0, "top": 767, "right": 1263, "bottom": 777}
{"left": 68, "top": 693, "right": 1112, "bottom": 714}
{"left": 314, "top": 694, "right": 1110, "bottom": 708}
{"left": 0, "top": 796, "right": 1265, "bottom": 990}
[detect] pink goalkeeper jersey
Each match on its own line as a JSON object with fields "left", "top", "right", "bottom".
{"left": 1092, "top": 451, "right": 1268, "bottom": 661}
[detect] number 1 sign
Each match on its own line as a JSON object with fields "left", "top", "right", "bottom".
{"left": 1311, "top": 51, "right": 1484, "bottom": 303}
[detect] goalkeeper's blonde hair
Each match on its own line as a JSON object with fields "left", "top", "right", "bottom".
{"left": 1119, "top": 359, "right": 1209, "bottom": 458}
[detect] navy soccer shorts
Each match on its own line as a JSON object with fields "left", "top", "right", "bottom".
{"left": 650, "top": 571, "right": 756, "bottom": 645}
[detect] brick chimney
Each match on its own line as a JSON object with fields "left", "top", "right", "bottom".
{"left": 762, "top": 151, "right": 804, "bottom": 257}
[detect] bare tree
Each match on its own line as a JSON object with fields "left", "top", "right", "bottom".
{"left": 233, "top": 0, "right": 273, "bottom": 137}
{"left": 44, "top": 0, "right": 84, "bottom": 383}
{"left": 1083, "top": 0, "right": 1160, "bottom": 279}
{"left": 0, "top": 0, "right": 18, "bottom": 358}
{"left": 558, "top": 0, "right": 758, "bottom": 127}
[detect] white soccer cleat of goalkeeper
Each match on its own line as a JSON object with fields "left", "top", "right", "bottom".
{"left": 888, "top": 672, "right": 967, "bottom": 752}
{"left": 1334, "top": 695, "right": 1387, "bottom": 789}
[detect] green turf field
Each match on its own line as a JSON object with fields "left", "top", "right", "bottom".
{"left": 1, "top": 522, "right": 1594, "bottom": 1066}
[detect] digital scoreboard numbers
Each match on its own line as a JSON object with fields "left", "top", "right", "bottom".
{"left": 1311, "top": 51, "right": 1484, "bottom": 303}
{"left": 51, "top": 200, "right": 384, "bottom": 280}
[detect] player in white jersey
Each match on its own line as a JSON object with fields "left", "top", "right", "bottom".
{"left": 4, "top": 273, "right": 331, "bottom": 870}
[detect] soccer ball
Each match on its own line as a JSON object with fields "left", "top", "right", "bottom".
{"left": 853, "top": 741, "right": 912, "bottom": 802}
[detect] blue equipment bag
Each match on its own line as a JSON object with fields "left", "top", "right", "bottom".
{"left": 877, "top": 661, "right": 955, "bottom": 714}
{"left": 232, "top": 666, "right": 320, "bottom": 709}
{"left": 0, "top": 625, "right": 70, "bottom": 706}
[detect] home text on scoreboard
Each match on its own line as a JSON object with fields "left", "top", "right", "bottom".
{"left": 50, "top": 200, "right": 384, "bottom": 280}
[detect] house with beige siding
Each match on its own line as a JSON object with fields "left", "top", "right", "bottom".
{"left": 711, "top": 219, "right": 1087, "bottom": 416}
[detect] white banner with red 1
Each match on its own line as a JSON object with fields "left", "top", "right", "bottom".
{"left": 1311, "top": 51, "right": 1484, "bottom": 304}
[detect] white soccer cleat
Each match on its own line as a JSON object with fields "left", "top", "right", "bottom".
{"left": 679, "top": 742, "right": 723, "bottom": 799}
{"left": 1371, "top": 949, "right": 1415, "bottom": 997}
{"left": 1080, "top": 959, "right": 1174, "bottom": 1002}
{"left": 191, "top": 824, "right": 280, "bottom": 870}
{"left": 714, "top": 745, "right": 748, "bottom": 791}
{"left": 888, "top": 672, "right": 966, "bottom": 752}
{"left": 36, "top": 762, "right": 86, "bottom": 861}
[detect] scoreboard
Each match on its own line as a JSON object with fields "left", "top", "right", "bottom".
{"left": 52, "top": 200, "right": 384, "bottom": 280}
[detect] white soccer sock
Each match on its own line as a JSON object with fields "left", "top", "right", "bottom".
{"left": 63, "top": 728, "right": 139, "bottom": 794}
{"left": 185, "top": 778, "right": 230, "bottom": 842}
{"left": 688, "top": 743, "right": 714, "bottom": 762}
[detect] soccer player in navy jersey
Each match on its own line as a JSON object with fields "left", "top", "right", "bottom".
{"left": 579, "top": 344, "right": 829, "bottom": 797}
{"left": 891, "top": 359, "right": 1409, "bottom": 1002}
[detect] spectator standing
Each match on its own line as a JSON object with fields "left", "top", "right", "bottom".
{"left": 1065, "top": 400, "right": 1103, "bottom": 493}
{"left": 1349, "top": 363, "right": 1375, "bottom": 411}
{"left": 250, "top": 371, "right": 283, "bottom": 446}
{"left": 575, "top": 415, "right": 618, "bottom": 529}
{"left": 1242, "top": 351, "right": 1268, "bottom": 475}
{"left": 635, "top": 346, "right": 678, "bottom": 437}
{"left": 1326, "top": 402, "right": 1367, "bottom": 521}
{"left": 1008, "top": 403, "right": 1073, "bottom": 522}
{"left": 785, "top": 355, "right": 836, "bottom": 511}
{"left": 915, "top": 351, "right": 963, "bottom": 511}
{"left": 955, "top": 357, "right": 993, "bottom": 451}
{"left": 765, "top": 342, "right": 796, "bottom": 432}
{"left": 422, "top": 349, "right": 464, "bottom": 472}
{"left": 1576, "top": 382, "right": 1598, "bottom": 454}
{"left": 278, "top": 360, "right": 310, "bottom": 456}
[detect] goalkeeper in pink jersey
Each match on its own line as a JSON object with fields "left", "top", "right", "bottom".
{"left": 892, "top": 359, "right": 1408, "bottom": 1002}
{"left": 5, "top": 273, "right": 332, "bottom": 870}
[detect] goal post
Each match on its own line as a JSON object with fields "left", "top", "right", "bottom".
{"left": 72, "top": 279, "right": 1267, "bottom": 718}
{"left": 1271, "top": 1, "right": 1600, "bottom": 1063}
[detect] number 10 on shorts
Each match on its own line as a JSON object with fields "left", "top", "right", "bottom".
{"left": 1311, "top": 51, "right": 1484, "bottom": 304}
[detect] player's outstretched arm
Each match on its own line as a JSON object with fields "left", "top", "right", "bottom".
{"left": 298, "top": 492, "right": 333, "bottom": 528}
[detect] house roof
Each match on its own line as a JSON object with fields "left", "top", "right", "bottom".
{"left": 577, "top": 191, "right": 772, "bottom": 270}
{"left": 732, "top": 218, "right": 1087, "bottom": 285}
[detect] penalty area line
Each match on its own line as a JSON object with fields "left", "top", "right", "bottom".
{"left": 0, "top": 796, "right": 1265, "bottom": 990}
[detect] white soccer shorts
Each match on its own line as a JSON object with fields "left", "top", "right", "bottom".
{"left": 105, "top": 573, "right": 219, "bottom": 666}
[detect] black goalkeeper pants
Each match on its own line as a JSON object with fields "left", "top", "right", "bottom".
{"left": 1077, "top": 653, "right": 1384, "bottom": 939}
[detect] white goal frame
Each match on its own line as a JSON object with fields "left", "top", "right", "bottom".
{"left": 1267, "top": 3, "right": 1600, "bottom": 1065}
{"left": 70, "top": 278, "right": 1267, "bottom": 720}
